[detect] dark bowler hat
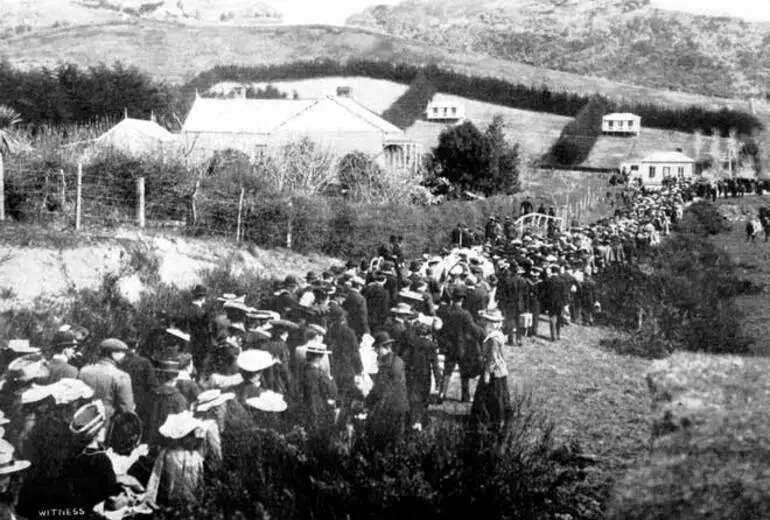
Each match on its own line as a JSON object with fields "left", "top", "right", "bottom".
{"left": 191, "top": 285, "right": 208, "bottom": 299}
{"left": 372, "top": 331, "right": 395, "bottom": 347}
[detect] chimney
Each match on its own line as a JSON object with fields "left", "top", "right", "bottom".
{"left": 675, "top": 147, "right": 683, "bottom": 153}
{"left": 337, "top": 86, "right": 352, "bottom": 98}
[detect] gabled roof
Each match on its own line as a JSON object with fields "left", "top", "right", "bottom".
{"left": 603, "top": 112, "right": 641, "bottom": 119}
{"left": 182, "top": 96, "right": 405, "bottom": 137}
{"left": 641, "top": 151, "right": 695, "bottom": 163}
{"left": 182, "top": 97, "right": 317, "bottom": 134}
{"left": 97, "top": 118, "right": 177, "bottom": 143}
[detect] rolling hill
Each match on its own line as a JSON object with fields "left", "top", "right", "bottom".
{"left": 1, "top": 20, "right": 764, "bottom": 117}
{"left": 346, "top": 0, "right": 770, "bottom": 100}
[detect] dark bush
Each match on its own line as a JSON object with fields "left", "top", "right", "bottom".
{"left": 676, "top": 200, "right": 731, "bottom": 236}
{"left": 597, "top": 224, "right": 753, "bottom": 356}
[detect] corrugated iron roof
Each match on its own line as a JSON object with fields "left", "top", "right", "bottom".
{"left": 97, "top": 118, "right": 177, "bottom": 143}
{"left": 182, "top": 97, "right": 318, "bottom": 134}
{"left": 603, "top": 113, "right": 641, "bottom": 119}
{"left": 182, "top": 96, "right": 406, "bottom": 137}
{"left": 641, "top": 151, "right": 695, "bottom": 163}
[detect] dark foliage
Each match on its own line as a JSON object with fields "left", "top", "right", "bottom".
{"left": 184, "top": 59, "right": 763, "bottom": 136}
{"left": 432, "top": 119, "right": 520, "bottom": 196}
{"left": 0, "top": 60, "right": 174, "bottom": 130}
{"left": 381, "top": 71, "right": 438, "bottom": 129}
{"left": 597, "top": 202, "right": 753, "bottom": 356}
{"left": 546, "top": 96, "right": 608, "bottom": 166}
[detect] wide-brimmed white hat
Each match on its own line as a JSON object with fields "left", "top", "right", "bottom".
{"left": 478, "top": 309, "right": 505, "bottom": 323}
{"left": 7, "top": 355, "right": 49, "bottom": 383}
{"left": 245, "top": 390, "right": 287, "bottom": 413}
{"left": 390, "top": 302, "right": 416, "bottom": 316}
{"left": 216, "top": 293, "right": 244, "bottom": 303}
{"left": 159, "top": 411, "right": 203, "bottom": 440}
{"left": 398, "top": 289, "right": 424, "bottom": 303}
{"left": 20, "top": 384, "right": 54, "bottom": 406}
{"left": 237, "top": 350, "right": 277, "bottom": 373}
{"left": 6, "top": 339, "right": 40, "bottom": 355}
{"left": 247, "top": 327, "right": 272, "bottom": 341}
{"left": 193, "top": 389, "right": 235, "bottom": 413}
{"left": 308, "top": 324, "right": 326, "bottom": 336}
{"left": 247, "top": 310, "right": 280, "bottom": 321}
{"left": 0, "top": 440, "right": 30, "bottom": 475}
{"left": 49, "top": 378, "right": 95, "bottom": 405}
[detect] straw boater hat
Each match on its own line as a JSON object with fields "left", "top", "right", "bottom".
{"left": 153, "top": 358, "right": 182, "bottom": 374}
{"left": 0, "top": 440, "right": 30, "bottom": 475}
{"left": 390, "top": 302, "right": 416, "bottom": 317}
{"left": 308, "top": 324, "right": 327, "bottom": 337}
{"left": 245, "top": 390, "right": 288, "bottom": 413}
{"left": 159, "top": 411, "right": 203, "bottom": 440}
{"left": 70, "top": 400, "right": 107, "bottom": 440}
{"left": 7, "top": 354, "right": 49, "bottom": 383}
{"left": 237, "top": 350, "right": 277, "bottom": 373}
{"left": 216, "top": 293, "right": 244, "bottom": 304}
{"left": 193, "top": 389, "right": 235, "bottom": 413}
{"left": 305, "top": 343, "right": 330, "bottom": 356}
{"left": 398, "top": 289, "right": 424, "bottom": 303}
{"left": 248, "top": 326, "right": 272, "bottom": 341}
{"left": 165, "top": 328, "right": 191, "bottom": 343}
{"left": 269, "top": 319, "right": 300, "bottom": 331}
{"left": 247, "top": 310, "right": 281, "bottom": 322}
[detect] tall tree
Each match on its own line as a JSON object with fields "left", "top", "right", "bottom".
{"left": 432, "top": 121, "right": 489, "bottom": 192}
{"left": 0, "top": 105, "right": 22, "bottom": 220}
{"left": 483, "top": 114, "right": 520, "bottom": 196}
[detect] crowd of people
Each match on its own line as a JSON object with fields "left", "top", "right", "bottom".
{"left": 0, "top": 180, "right": 700, "bottom": 519}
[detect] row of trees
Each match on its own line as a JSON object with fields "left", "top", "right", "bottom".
{"left": 0, "top": 58, "right": 760, "bottom": 138}
{"left": 186, "top": 59, "right": 764, "bottom": 136}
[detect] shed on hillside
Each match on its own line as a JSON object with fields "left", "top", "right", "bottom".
{"left": 602, "top": 113, "right": 641, "bottom": 136}
{"left": 95, "top": 116, "right": 180, "bottom": 158}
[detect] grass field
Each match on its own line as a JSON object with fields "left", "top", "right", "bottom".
{"left": 714, "top": 196, "right": 770, "bottom": 356}
{"left": 441, "top": 322, "right": 651, "bottom": 515}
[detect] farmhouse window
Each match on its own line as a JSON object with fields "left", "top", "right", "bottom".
{"left": 628, "top": 120, "right": 634, "bottom": 128}
{"left": 451, "top": 107, "right": 457, "bottom": 114}
{"left": 443, "top": 108, "right": 448, "bottom": 115}
{"left": 649, "top": 166, "right": 656, "bottom": 178}
{"left": 433, "top": 107, "right": 438, "bottom": 114}
{"left": 663, "top": 166, "right": 671, "bottom": 177}
{"left": 608, "top": 120, "right": 614, "bottom": 128}
{"left": 631, "top": 165, "right": 639, "bottom": 171}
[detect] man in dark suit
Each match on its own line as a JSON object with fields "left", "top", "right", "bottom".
{"left": 542, "top": 267, "right": 567, "bottom": 342}
{"left": 118, "top": 337, "right": 159, "bottom": 427}
{"left": 273, "top": 275, "right": 301, "bottom": 315}
{"left": 498, "top": 266, "right": 529, "bottom": 345}
{"left": 184, "top": 284, "right": 214, "bottom": 376}
{"left": 437, "top": 286, "right": 485, "bottom": 403}
{"left": 342, "top": 276, "right": 369, "bottom": 342}
{"left": 384, "top": 303, "right": 413, "bottom": 358}
{"left": 362, "top": 272, "right": 390, "bottom": 333}
{"left": 326, "top": 304, "right": 364, "bottom": 421}
{"left": 42, "top": 330, "right": 80, "bottom": 384}
{"left": 463, "top": 276, "right": 489, "bottom": 324}
{"left": 365, "top": 331, "right": 409, "bottom": 450}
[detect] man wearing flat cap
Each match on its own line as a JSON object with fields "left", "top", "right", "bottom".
{"left": 42, "top": 330, "right": 80, "bottom": 384}
{"left": 78, "top": 339, "right": 136, "bottom": 423}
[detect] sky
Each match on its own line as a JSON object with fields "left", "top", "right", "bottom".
{"left": 651, "top": 0, "right": 770, "bottom": 21}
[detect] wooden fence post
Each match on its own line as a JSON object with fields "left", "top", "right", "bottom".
{"left": 136, "top": 177, "right": 146, "bottom": 228}
{"left": 0, "top": 152, "right": 5, "bottom": 221}
{"left": 75, "top": 162, "right": 82, "bottom": 231}
{"left": 286, "top": 197, "right": 293, "bottom": 249}
{"left": 236, "top": 185, "right": 245, "bottom": 244}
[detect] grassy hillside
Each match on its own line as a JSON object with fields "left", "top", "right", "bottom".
{"left": 220, "top": 76, "right": 728, "bottom": 166}
{"left": 347, "top": 0, "right": 770, "bottom": 100}
{"left": 0, "top": 20, "right": 764, "bottom": 117}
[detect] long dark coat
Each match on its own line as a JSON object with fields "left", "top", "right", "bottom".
{"left": 327, "top": 320, "right": 364, "bottom": 403}
{"left": 144, "top": 385, "right": 189, "bottom": 446}
{"left": 258, "top": 340, "right": 294, "bottom": 402}
{"left": 362, "top": 283, "right": 390, "bottom": 332}
{"left": 439, "top": 305, "right": 485, "bottom": 376}
{"left": 384, "top": 318, "right": 408, "bottom": 357}
{"left": 400, "top": 329, "right": 436, "bottom": 425}
{"left": 119, "top": 352, "right": 159, "bottom": 425}
{"left": 342, "top": 289, "right": 369, "bottom": 341}
{"left": 365, "top": 353, "right": 409, "bottom": 445}
{"left": 301, "top": 364, "right": 337, "bottom": 432}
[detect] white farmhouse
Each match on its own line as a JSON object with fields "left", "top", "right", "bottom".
{"left": 425, "top": 101, "right": 465, "bottom": 122}
{"left": 623, "top": 151, "right": 695, "bottom": 187}
{"left": 602, "top": 113, "right": 641, "bottom": 136}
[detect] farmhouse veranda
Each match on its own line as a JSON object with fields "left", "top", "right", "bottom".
{"left": 0, "top": 179, "right": 699, "bottom": 518}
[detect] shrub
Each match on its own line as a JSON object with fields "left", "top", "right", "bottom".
{"left": 676, "top": 200, "right": 731, "bottom": 236}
